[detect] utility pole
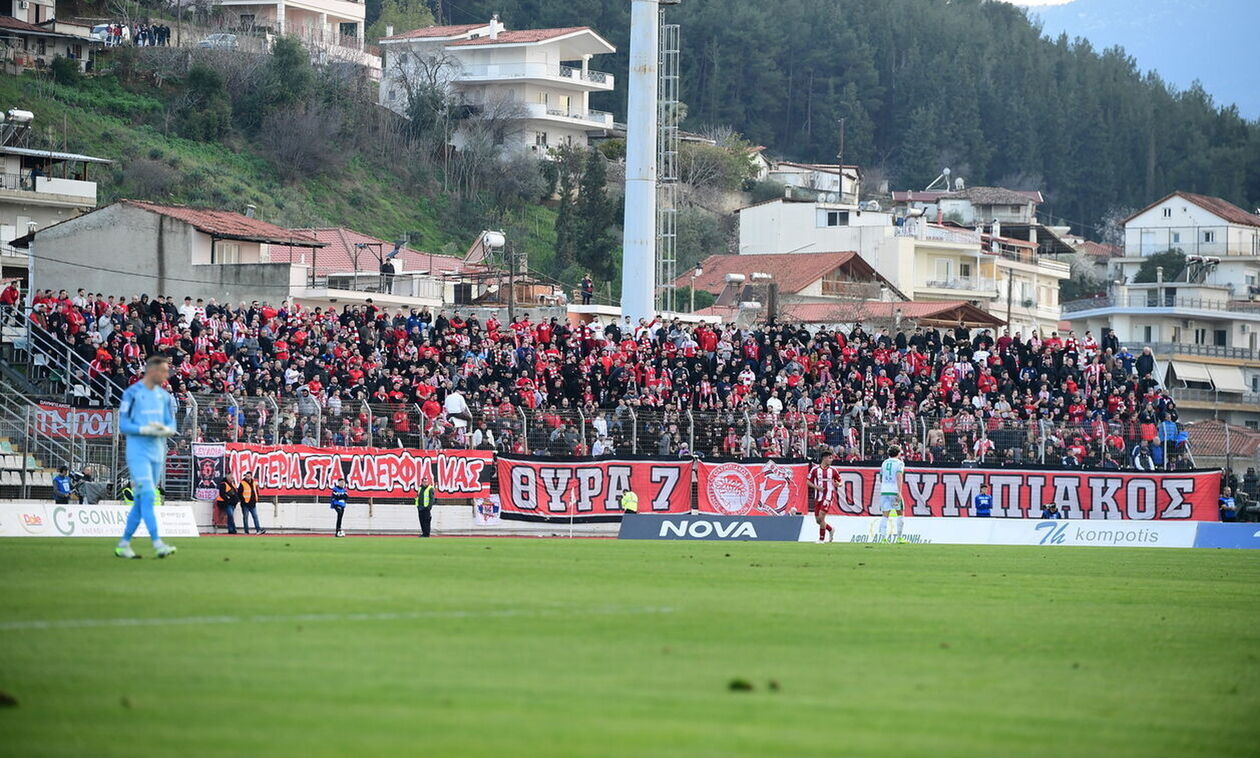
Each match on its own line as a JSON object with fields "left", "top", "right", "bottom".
{"left": 836, "top": 117, "right": 846, "bottom": 198}
{"left": 507, "top": 242, "right": 517, "bottom": 324}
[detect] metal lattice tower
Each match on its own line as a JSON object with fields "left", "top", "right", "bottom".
{"left": 655, "top": 17, "right": 680, "bottom": 314}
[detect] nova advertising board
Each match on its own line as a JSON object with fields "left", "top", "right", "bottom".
{"left": 0, "top": 504, "right": 201, "bottom": 538}
{"left": 619, "top": 513, "right": 804, "bottom": 541}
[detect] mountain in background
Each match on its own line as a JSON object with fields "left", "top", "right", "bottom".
{"left": 1026, "top": 0, "right": 1259, "bottom": 120}
{"left": 432, "top": 0, "right": 1258, "bottom": 239}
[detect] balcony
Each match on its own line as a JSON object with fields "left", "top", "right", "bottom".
{"left": 521, "top": 103, "right": 614, "bottom": 127}
{"left": 453, "top": 62, "right": 614, "bottom": 90}
{"left": 895, "top": 222, "right": 981, "bottom": 246}
{"left": 1168, "top": 387, "right": 1260, "bottom": 406}
{"left": 1147, "top": 342, "right": 1260, "bottom": 362}
{"left": 922, "top": 276, "right": 998, "bottom": 294}
{"left": 1061, "top": 293, "right": 1243, "bottom": 314}
{"left": 0, "top": 173, "right": 97, "bottom": 205}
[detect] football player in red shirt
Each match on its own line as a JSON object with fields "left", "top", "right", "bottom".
{"left": 808, "top": 450, "right": 841, "bottom": 543}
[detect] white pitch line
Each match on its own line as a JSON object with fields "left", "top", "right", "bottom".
{"left": 0, "top": 605, "right": 674, "bottom": 632}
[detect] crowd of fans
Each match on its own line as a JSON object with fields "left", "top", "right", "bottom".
{"left": 11, "top": 282, "right": 1194, "bottom": 470}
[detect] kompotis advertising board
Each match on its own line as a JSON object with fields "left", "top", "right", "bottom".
{"left": 812, "top": 465, "right": 1220, "bottom": 521}
{"left": 227, "top": 444, "right": 492, "bottom": 499}
{"left": 695, "top": 459, "right": 810, "bottom": 516}
{"left": 496, "top": 455, "right": 691, "bottom": 518}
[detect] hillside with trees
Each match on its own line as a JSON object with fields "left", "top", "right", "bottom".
{"left": 2, "top": 38, "right": 560, "bottom": 282}
{"left": 440, "top": 0, "right": 1260, "bottom": 238}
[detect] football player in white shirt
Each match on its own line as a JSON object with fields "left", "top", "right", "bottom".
{"left": 877, "top": 444, "right": 906, "bottom": 543}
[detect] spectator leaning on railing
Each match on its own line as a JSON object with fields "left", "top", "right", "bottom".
{"left": 21, "top": 286, "right": 1186, "bottom": 468}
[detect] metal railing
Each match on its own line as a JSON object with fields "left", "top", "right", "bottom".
{"left": 1146, "top": 342, "right": 1260, "bottom": 362}
{"left": 923, "top": 277, "right": 998, "bottom": 293}
{"left": 157, "top": 392, "right": 1198, "bottom": 472}
{"left": 1062, "top": 293, "right": 1237, "bottom": 314}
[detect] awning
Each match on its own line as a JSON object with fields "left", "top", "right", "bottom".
{"left": 0, "top": 146, "right": 113, "bottom": 164}
{"left": 1206, "top": 364, "right": 1248, "bottom": 393}
{"left": 1172, "top": 361, "right": 1213, "bottom": 384}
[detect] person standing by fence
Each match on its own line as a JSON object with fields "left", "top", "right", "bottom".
{"left": 239, "top": 472, "right": 264, "bottom": 535}
{"left": 53, "top": 467, "right": 73, "bottom": 505}
{"left": 215, "top": 474, "right": 241, "bottom": 535}
{"left": 415, "top": 475, "right": 435, "bottom": 538}
{"left": 331, "top": 478, "right": 349, "bottom": 537}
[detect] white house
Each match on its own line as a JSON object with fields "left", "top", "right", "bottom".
{"left": 208, "top": 0, "right": 366, "bottom": 51}
{"left": 378, "top": 17, "right": 616, "bottom": 154}
{"left": 766, "top": 162, "right": 862, "bottom": 204}
{"left": 1, "top": 114, "right": 111, "bottom": 282}
{"left": 1063, "top": 191, "right": 1260, "bottom": 427}
{"left": 735, "top": 196, "right": 1069, "bottom": 335}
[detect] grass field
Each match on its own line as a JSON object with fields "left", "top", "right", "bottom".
{"left": 1, "top": 537, "right": 1258, "bottom": 757}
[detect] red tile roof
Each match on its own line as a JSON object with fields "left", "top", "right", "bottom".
{"left": 0, "top": 16, "right": 48, "bottom": 33}
{"left": 696, "top": 300, "right": 1005, "bottom": 327}
{"left": 119, "top": 200, "right": 322, "bottom": 246}
{"left": 446, "top": 26, "right": 591, "bottom": 46}
{"left": 1184, "top": 420, "right": 1260, "bottom": 458}
{"left": 277, "top": 228, "right": 467, "bottom": 276}
{"left": 681, "top": 252, "right": 881, "bottom": 296}
{"left": 380, "top": 23, "right": 484, "bottom": 41}
{"left": 1124, "top": 191, "right": 1260, "bottom": 228}
{"left": 1076, "top": 240, "right": 1122, "bottom": 258}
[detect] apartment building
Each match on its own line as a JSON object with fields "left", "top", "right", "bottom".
{"left": 0, "top": 111, "right": 111, "bottom": 282}
{"left": 210, "top": 0, "right": 366, "bottom": 50}
{"left": 1062, "top": 191, "right": 1260, "bottom": 426}
{"left": 378, "top": 17, "right": 616, "bottom": 153}
{"left": 736, "top": 195, "right": 1069, "bottom": 335}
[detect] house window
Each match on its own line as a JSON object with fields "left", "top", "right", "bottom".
{"left": 558, "top": 95, "right": 572, "bottom": 115}
{"left": 935, "top": 259, "right": 953, "bottom": 281}
{"left": 1170, "top": 326, "right": 1181, "bottom": 343}
{"left": 818, "top": 210, "right": 849, "bottom": 227}
{"left": 240, "top": 14, "right": 255, "bottom": 26}
{"left": 538, "top": 92, "right": 549, "bottom": 106}
{"left": 388, "top": 89, "right": 397, "bottom": 101}
{"left": 1203, "top": 230, "right": 1216, "bottom": 243}
{"left": 213, "top": 243, "right": 241, "bottom": 264}
{"left": 534, "top": 132, "right": 548, "bottom": 147}
{"left": 1163, "top": 207, "right": 1172, "bottom": 218}
{"left": 959, "top": 262, "right": 972, "bottom": 279}
{"left": 1143, "top": 326, "right": 1153, "bottom": 342}
{"left": 1214, "top": 329, "right": 1227, "bottom": 347}
{"left": 1171, "top": 232, "right": 1180, "bottom": 244}
{"left": 1194, "top": 328, "right": 1207, "bottom": 345}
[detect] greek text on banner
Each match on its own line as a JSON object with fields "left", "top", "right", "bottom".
{"left": 227, "top": 444, "right": 491, "bottom": 499}
{"left": 496, "top": 455, "right": 691, "bottom": 516}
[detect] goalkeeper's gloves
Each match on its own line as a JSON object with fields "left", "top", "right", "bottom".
{"left": 140, "top": 422, "right": 176, "bottom": 438}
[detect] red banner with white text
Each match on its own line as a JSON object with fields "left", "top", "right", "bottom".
{"left": 496, "top": 455, "right": 691, "bottom": 516}
{"left": 34, "top": 403, "right": 115, "bottom": 438}
{"left": 696, "top": 459, "right": 811, "bottom": 516}
{"left": 227, "top": 444, "right": 491, "bottom": 499}
{"left": 805, "top": 465, "right": 1220, "bottom": 521}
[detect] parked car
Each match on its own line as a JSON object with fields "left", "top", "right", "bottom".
{"left": 197, "top": 33, "right": 238, "bottom": 49}
{"left": 89, "top": 24, "right": 112, "bottom": 42}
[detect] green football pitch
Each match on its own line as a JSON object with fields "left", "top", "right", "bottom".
{"left": 1, "top": 537, "right": 1257, "bottom": 758}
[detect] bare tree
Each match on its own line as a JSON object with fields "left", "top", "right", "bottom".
{"left": 258, "top": 101, "right": 346, "bottom": 181}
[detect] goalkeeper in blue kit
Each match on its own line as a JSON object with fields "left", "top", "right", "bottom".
{"left": 114, "top": 356, "right": 178, "bottom": 559}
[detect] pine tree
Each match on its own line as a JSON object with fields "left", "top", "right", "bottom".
{"left": 574, "top": 150, "right": 617, "bottom": 281}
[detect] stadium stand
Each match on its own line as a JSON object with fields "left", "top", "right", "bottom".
{"left": 11, "top": 286, "right": 1196, "bottom": 472}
